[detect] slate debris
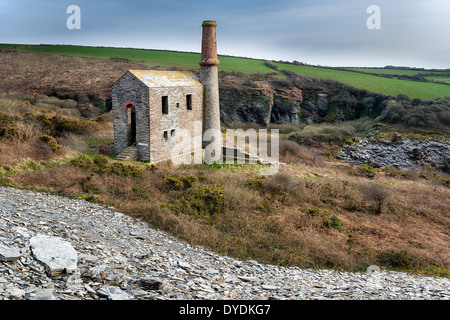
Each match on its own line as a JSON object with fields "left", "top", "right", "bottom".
{"left": 0, "top": 186, "right": 449, "bottom": 300}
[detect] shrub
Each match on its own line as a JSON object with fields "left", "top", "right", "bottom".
{"left": 38, "top": 135, "right": 60, "bottom": 153}
{"left": 278, "top": 139, "right": 304, "bottom": 156}
{"left": 263, "top": 172, "right": 300, "bottom": 196}
{"left": 382, "top": 166, "right": 410, "bottom": 179}
{"left": 145, "top": 164, "right": 159, "bottom": 172}
{"left": 93, "top": 154, "right": 110, "bottom": 175}
{"left": 36, "top": 113, "right": 100, "bottom": 136}
{"left": 305, "top": 206, "right": 320, "bottom": 216}
{"left": 245, "top": 178, "right": 264, "bottom": 189}
{"left": 443, "top": 160, "right": 450, "bottom": 174}
{"left": 109, "top": 162, "right": 144, "bottom": 177}
{"left": 356, "top": 164, "right": 376, "bottom": 179}
{"left": 360, "top": 183, "right": 390, "bottom": 215}
{"left": 70, "top": 154, "right": 94, "bottom": 169}
{"left": 61, "top": 132, "right": 88, "bottom": 153}
{"left": 162, "top": 174, "right": 199, "bottom": 190}
{"left": 378, "top": 250, "right": 425, "bottom": 269}
{"left": 165, "top": 184, "right": 226, "bottom": 225}
{"left": 323, "top": 216, "right": 343, "bottom": 230}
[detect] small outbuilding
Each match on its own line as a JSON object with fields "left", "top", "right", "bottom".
{"left": 112, "top": 70, "right": 204, "bottom": 162}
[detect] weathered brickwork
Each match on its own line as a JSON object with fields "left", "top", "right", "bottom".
{"left": 112, "top": 70, "right": 203, "bottom": 162}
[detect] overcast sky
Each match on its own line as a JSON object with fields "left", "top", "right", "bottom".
{"left": 1, "top": 0, "right": 449, "bottom": 69}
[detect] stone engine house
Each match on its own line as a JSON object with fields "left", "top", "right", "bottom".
{"left": 112, "top": 70, "right": 203, "bottom": 162}
{"left": 112, "top": 20, "right": 221, "bottom": 163}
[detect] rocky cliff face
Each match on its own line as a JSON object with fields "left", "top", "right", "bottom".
{"left": 218, "top": 75, "right": 389, "bottom": 126}
{"left": 339, "top": 130, "right": 450, "bottom": 169}
{"left": 219, "top": 81, "right": 303, "bottom": 126}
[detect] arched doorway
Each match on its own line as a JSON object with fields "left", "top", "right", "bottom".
{"left": 125, "top": 102, "right": 137, "bottom": 146}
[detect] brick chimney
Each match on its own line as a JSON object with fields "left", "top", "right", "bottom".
{"left": 200, "top": 20, "right": 221, "bottom": 159}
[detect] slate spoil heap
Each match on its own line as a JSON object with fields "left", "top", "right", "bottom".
{"left": 0, "top": 186, "right": 449, "bottom": 300}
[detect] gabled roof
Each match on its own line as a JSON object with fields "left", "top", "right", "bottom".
{"left": 125, "top": 70, "right": 203, "bottom": 88}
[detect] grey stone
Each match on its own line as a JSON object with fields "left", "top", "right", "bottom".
{"left": 0, "top": 244, "right": 21, "bottom": 262}
{"left": 29, "top": 234, "right": 78, "bottom": 276}
{"left": 28, "top": 289, "right": 57, "bottom": 300}
{"left": 136, "top": 278, "right": 164, "bottom": 291}
{"left": 366, "top": 265, "right": 381, "bottom": 275}
{"left": 97, "top": 286, "right": 133, "bottom": 300}
{"left": 262, "top": 285, "right": 279, "bottom": 290}
{"left": 7, "top": 286, "right": 26, "bottom": 300}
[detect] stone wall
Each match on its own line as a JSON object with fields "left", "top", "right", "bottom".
{"left": 148, "top": 86, "right": 203, "bottom": 162}
{"left": 112, "top": 72, "right": 203, "bottom": 163}
{"left": 112, "top": 71, "right": 149, "bottom": 159}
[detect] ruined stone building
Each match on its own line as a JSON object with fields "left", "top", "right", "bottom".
{"left": 112, "top": 21, "right": 221, "bottom": 163}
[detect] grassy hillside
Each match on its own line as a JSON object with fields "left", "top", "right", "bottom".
{"left": 2, "top": 43, "right": 449, "bottom": 100}
{"left": 346, "top": 67, "right": 450, "bottom": 76}
{"left": 6, "top": 44, "right": 272, "bottom": 74}
{"left": 273, "top": 63, "right": 450, "bottom": 100}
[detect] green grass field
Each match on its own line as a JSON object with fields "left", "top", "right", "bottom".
{"left": 346, "top": 68, "right": 432, "bottom": 76}
{"left": 425, "top": 76, "right": 450, "bottom": 84}
{"left": 2, "top": 43, "right": 449, "bottom": 99}
{"left": 274, "top": 62, "right": 450, "bottom": 100}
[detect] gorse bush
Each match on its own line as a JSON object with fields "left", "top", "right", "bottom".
{"left": 70, "top": 154, "right": 94, "bottom": 169}
{"left": 109, "top": 162, "right": 144, "bottom": 177}
{"left": 162, "top": 174, "right": 199, "bottom": 190}
{"left": 92, "top": 154, "right": 110, "bottom": 175}
{"left": 356, "top": 164, "right": 376, "bottom": 179}
{"left": 164, "top": 183, "right": 226, "bottom": 225}
{"left": 245, "top": 177, "right": 264, "bottom": 189}
{"left": 70, "top": 154, "right": 144, "bottom": 177}
{"left": 35, "top": 113, "right": 100, "bottom": 137}
{"left": 38, "top": 135, "right": 61, "bottom": 153}
{"left": 323, "top": 215, "right": 343, "bottom": 230}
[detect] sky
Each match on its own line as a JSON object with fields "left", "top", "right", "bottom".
{"left": 1, "top": 0, "right": 449, "bottom": 69}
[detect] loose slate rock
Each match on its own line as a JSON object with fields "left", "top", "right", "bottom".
{"left": 29, "top": 234, "right": 78, "bottom": 276}
{"left": 366, "top": 265, "right": 381, "bottom": 275}
{"left": 97, "top": 286, "right": 134, "bottom": 300}
{"left": 0, "top": 244, "right": 21, "bottom": 262}
{"left": 1, "top": 186, "right": 449, "bottom": 300}
{"left": 137, "top": 278, "right": 164, "bottom": 291}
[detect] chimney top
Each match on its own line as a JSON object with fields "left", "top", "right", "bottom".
{"left": 202, "top": 20, "right": 217, "bottom": 27}
{"left": 200, "top": 20, "right": 220, "bottom": 67}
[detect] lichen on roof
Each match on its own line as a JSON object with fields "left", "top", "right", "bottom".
{"left": 129, "top": 70, "right": 203, "bottom": 87}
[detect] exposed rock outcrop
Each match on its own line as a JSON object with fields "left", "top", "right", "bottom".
{"left": 339, "top": 130, "right": 450, "bottom": 169}
{"left": 219, "top": 81, "right": 303, "bottom": 126}
{"left": 219, "top": 75, "right": 389, "bottom": 127}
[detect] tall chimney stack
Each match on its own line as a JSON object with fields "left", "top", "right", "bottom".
{"left": 200, "top": 20, "right": 221, "bottom": 157}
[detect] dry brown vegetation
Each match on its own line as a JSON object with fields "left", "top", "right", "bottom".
{"left": 1, "top": 104, "right": 449, "bottom": 275}
{"left": 0, "top": 50, "right": 448, "bottom": 277}
{"left": 0, "top": 51, "right": 149, "bottom": 98}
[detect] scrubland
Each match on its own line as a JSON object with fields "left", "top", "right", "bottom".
{"left": 1, "top": 94, "right": 449, "bottom": 278}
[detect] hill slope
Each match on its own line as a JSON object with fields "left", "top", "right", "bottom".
{"left": 2, "top": 44, "right": 449, "bottom": 100}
